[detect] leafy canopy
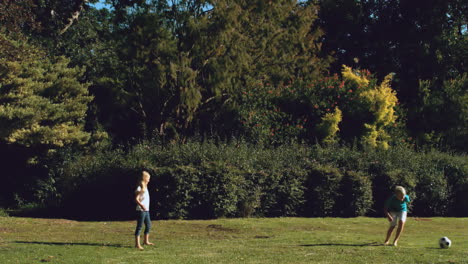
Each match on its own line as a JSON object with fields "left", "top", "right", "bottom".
{"left": 0, "top": 34, "right": 92, "bottom": 148}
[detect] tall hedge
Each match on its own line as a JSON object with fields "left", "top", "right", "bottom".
{"left": 42, "top": 141, "right": 467, "bottom": 220}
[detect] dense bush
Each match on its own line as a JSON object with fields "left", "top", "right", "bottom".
{"left": 302, "top": 164, "right": 343, "bottom": 217}
{"left": 335, "top": 170, "right": 373, "bottom": 217}
{"left": 237, "top": 66, "right": 401, "bottom": 148}
{"left": 412, "top": 151, "right": 468, "bottom": 216}
{"left": 35, "top": 141, "right": 467, "bottom": 220}
{"left": 413, "top": 169, "right": 450, "bottom": 216}
{"left": 259, "top": 168, "right": 307, "bottom": 217}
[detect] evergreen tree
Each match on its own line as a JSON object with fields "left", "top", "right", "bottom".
{"left": 0, "top": 34, "right": 92, "bottom": 149}
{"left": 0, "top": 34, "right": 92, "bottom": 207}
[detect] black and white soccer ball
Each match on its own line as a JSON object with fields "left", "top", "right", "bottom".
{"left": 439, "top": 237, "right": 451, "bottom": 249}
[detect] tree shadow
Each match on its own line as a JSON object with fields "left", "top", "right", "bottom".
{"left": 14, "top": 241, "right": 130, "bottom": 248}
{"left": 300, "top": 242, "right": 383, "bottom": 247}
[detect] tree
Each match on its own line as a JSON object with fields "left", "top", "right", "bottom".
{"left": 0, "top": 34, "right": 92, "bottom": 149}
{"left": 99, "top": 7, "right": 182, "bottom": 140}
{"left": 88, "top": 0, "right": 331, "bottom": 142}
{"left": 0, "top": 0, "right": 40, "bottom": 36}
{"left": 169, "top": 0, "right": 332, "bottom": 139}
{"left": 0, "top": 0, "right": 100, "bottom": 36}
{"left": 0, "top": 34, "right": 93, "bottom": 207}
{"left": 316, "top": 0, "right": 468, "bottom": 151}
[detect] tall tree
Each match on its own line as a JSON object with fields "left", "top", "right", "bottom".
{"left": 165, "top": 0, "right": 332, "bottom": 139}
{"left": 0, "top": 34, "right": 92, "bottom": 206}
{"left": 91, "top": 0, "right": 331, "bottom": 141}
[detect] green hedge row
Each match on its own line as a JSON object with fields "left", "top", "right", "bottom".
{"left": 49, "top": 141, "right": 467, "bottom": 220}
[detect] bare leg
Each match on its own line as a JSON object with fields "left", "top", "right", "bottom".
{"left": 135, "top": 236, "right": 144, "bottom": 250}
{"left": 384, "top": 225, "right": 395, "bottom": 245}
{"left": 144, "top": 234, "right": 154, "bottom": 245}
{"left": 392, "top": 220, "right": 405, "bottom": 246}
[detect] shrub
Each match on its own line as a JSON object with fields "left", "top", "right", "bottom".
{"left": 188, "top": 161, "right": 244, "bottom": 219}
{"left": 302, "top": 164, "right": 343, "bottom": 217}
{"left": 413, "top": 169, "right": 450, "bottom": 216}
{"left": 45, "top": 140, "right": 467, "bottom": 219}
{"left": 236, "top": 171, "right": 262, "bottom": 218}
{"left": 237, "top": 66, "right": 399, "bottom": 148}
{"left": 421, "top": 152, "right": 468, "bottom": 216}
{"left": 0, "top": 208, "right": 9, "bottom": 217}
{"left": 154, "top": 165, "right": 200, "bottom": 219}
{"left": 335, "top": 170, "right": 373, "bottom": 217}
{"left": 260, "top": 168, "right": 307, "bottom": 217}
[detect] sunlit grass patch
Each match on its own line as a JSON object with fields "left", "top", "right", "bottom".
{"left": 0, "top": 217, "right": 466, "bottom": 263}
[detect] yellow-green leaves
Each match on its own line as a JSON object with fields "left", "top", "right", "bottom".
{"left": 0, "top": 36, "right": 92, "bottom": 148}
{"left": 342, "top": 65, "right": 369, "bottom": 87}
{"left": 317, "top": 107, "right": 342, "bottom": 144}
{"left": 359, "top": 74, "right": 398, "bottom": 149}
{"left": 341, "top": 66, "right": 398, "bottom": 149}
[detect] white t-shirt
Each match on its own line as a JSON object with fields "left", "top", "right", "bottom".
{"left": 136, "top": 186, "right": 150, "bottom": 211}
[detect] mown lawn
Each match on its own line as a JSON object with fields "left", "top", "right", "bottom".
{"left": 0, "top": 216, "right": 466, "bottom": 263}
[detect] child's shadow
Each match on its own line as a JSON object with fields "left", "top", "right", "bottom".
{"left": 15, "top": 241, "right": 130, "bottom": 248}
{"left": 300, "top": 242, "right": 383, "bottom": 247}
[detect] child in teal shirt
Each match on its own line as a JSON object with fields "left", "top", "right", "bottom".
{"left": 384, "top": 186, "right": 410, "bottom": 246}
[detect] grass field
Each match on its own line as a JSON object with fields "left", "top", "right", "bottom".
{"left": 0, "top": 216, "right": 466, "bottom": 263}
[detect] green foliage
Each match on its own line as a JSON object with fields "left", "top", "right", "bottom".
{"left": 303, "top": 164, "right": 342, "bottom": 217}
{"left": 317, "top": 0, "right": 468, "bottom": 151}
{"left": 0, "top": 34, "right": 93, "bottom": 209}
{"left": 193, "top": 161, "right": 243, "bottom": 218}
{"left": 0, "top": 208, "right": 8, "bottom": 217}
{"left": 414, "top": 151, "right": 468, "bottom": 217}
{"left": 156, "top": 165, "right": 201, "bottom": 219}
{"left": 336, "top": 170, "right": 373, "bottom": 217}
{"left": 82, "top": 0, "right": 331, "bottom": 141}
{"left": 259, "top": 168, "right": 307, "bottom": 217}
{"left": 0, "top": 0, "right": 40, "bottom": 36}
{"left": 413, "top": 169, "right": 450, "bottom": 217}
{"left": 39, "top": 141, "right": 468, "bottom": 219}
{"left": 304, "top": 144, "right": 467, "bottom": 217}
{"left": 238, "top": 66, "right": 399, "bottom": 147}
{"left": 359, "top": 74, "right": 398, "bottom": 149}
{"left": 416, "top": 74, "right": 468, "bottom": 151}
{"left": 0, "top": 34, "right": 92, "bottom": 148}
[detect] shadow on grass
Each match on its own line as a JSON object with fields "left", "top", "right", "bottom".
{"left": 14, "top": 241, "right": 130, "bottom": 248}
{"left": 300, "top": 242, "right": 383, "bottom": 247}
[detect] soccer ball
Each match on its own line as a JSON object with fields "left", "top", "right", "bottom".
{"left": 439, "top": 237, "right": 451, "bottom": 249}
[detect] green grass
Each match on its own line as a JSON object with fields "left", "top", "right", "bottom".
{"left": 0, "top": 217, "right": 466, "bottom": 264}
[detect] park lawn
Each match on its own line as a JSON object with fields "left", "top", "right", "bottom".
{"left": 0, "top": 216, "right": 466, "bottom": 264}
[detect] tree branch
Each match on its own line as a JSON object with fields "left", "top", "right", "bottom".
{"left": 59, "top": 0, "right": 88, "bottom": 35}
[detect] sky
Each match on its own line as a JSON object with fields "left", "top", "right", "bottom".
{"left": 90, "top": 0, "right": 309, "bottom": 10}
{"left": 90, "top": 0, "right": 111, "bottom": 10}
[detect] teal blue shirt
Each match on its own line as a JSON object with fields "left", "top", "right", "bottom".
{"left": 385, "top": 194, "right": 410, "bottom": 212}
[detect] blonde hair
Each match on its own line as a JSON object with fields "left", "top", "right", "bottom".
{"left": 395, "top": 186, "right": 406, "bottom": 195}
{"left": 137, "top": 171, "right": 151, "bottom": 193}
